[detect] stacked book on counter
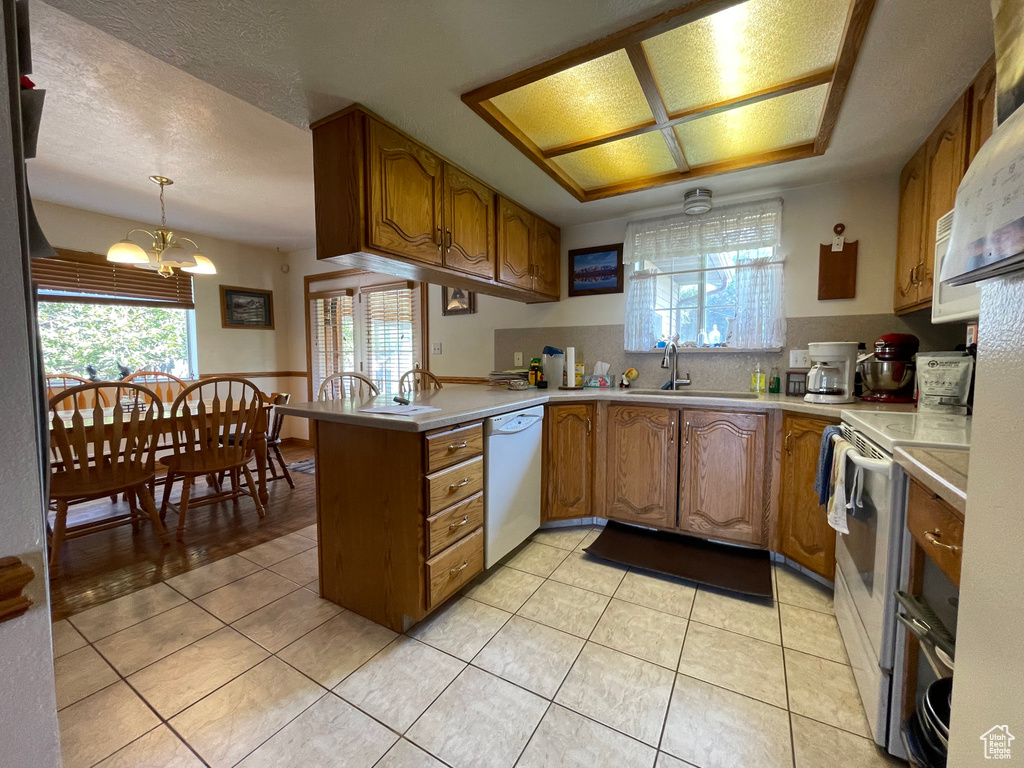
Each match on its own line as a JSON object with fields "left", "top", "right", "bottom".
{"left": 488, "top": 369, "right": 529, "bottom": 385}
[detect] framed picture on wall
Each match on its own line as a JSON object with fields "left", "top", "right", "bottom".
{"left": 568, "top": 243, "right": 624, "bottom": 297}
{"left": 441, "top": 286, "right": 476, "bottom": 316}
{"left": 220, "top": 285, "right": 275, "bottom": 329}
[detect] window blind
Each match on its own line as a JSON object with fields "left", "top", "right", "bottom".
{"left": 311, "top": 291, "right": 355, "bottom": 395}
{"left": 32, "top": 249, "right": 195, "bottom": 309}
{"left": 362, "top": 284, "right": 418, "bottom": 394}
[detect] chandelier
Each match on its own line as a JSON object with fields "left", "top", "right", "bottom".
{"left": 106, "top": 175, "right": 216, "bottom": 277}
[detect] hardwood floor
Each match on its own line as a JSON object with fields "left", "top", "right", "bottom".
{"left": 49, "top": 442, "right": 316, "bottom": 622}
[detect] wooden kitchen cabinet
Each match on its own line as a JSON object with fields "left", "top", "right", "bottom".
{"left": 442, "top": 164, "right": 495, "bottom": 279}
{"left": 894, "top": 144, "right": 928, "bottom": 313}
{"left": 368, "top": 119, "right": 444, "bottom": 265}
{"left": 779, "top": 413, "right": 837, "bottom": 579}
{"left": 543, "top": 403, "right": 595, "bottom": 521}
{"left": 968, "top": 57, "right": 997, "bottom": 166}
{"left": 312, "top": 105, "right": 559, "bottom": 303}
{"left": 605, "top": 405, "right": 678, "bottom": 529}
{"left": 678, "top": 409, "right": 768, "bottom": 546}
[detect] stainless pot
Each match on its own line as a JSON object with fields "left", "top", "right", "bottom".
{"left": 860, "top": 360, "right": 915, "bottom": 392}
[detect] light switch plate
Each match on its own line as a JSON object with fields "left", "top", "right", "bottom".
{"left": 790, "top": 349, "right": 811, "bottom": 368}
{"left": 431, "top": 342, "right": 442, "bottom": 355}
{"left": 514, "top": 352, "right": 524, "bottom": 367}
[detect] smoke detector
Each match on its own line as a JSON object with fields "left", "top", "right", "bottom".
{"left": 683, "top": 188, "right": 713, "bottom": 215}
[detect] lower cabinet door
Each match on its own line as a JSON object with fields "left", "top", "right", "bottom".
{"left": 543, "top": 403, "right": 594, "bottom": 521}
{"left": 604, "top": 405, "right": 678, "bottom": 529}
{"left": 779, "top": 414, "right": 837, "bottom": 579}
{"left": 678, "top": 409, "right": 767, "bottom": 545}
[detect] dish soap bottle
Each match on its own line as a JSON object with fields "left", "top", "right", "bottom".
{"left": 750, "top": 363, "right": 766, "bottom": 393}
{"left": 708, "top": 324, "right": 722, "bottom": 346}
{"left": 768, "top": 366, "right": 781, "bottom": 394}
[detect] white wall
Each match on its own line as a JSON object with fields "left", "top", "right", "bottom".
{"left": 947, "top": 273, "right": 1024, "bottom": 763}
{"left": 427, "top": 174, "right": 900, "bottom": 377}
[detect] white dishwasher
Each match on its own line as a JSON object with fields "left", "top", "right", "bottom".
{"left": 484, "top": 406, "right": 544, "bottom": 568}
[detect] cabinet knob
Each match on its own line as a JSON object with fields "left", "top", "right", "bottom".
{"left": 437, "top": 227, "right": 442, "bottom": 251}
{"left": 449, "top": 478, "right": 470, "bottom": 492}
{"left": 924, "top": 529, "right": 960, "bottom": 554}
{"left": 447, "top": 441, "right": 468, "bottom": 453}
{"left": 685, "top": 421, "right": 690, "bottom": 445}
{"left": 586, "top": 417, "right": 592, "bottom": 434}
{"left": 445, "top": 228, "right": 453, "bottom": 254}
{"left": 448, "top": 515, "right": 469, "bottom": 532}
{"left": 785, "top": 430, "right": 793, "bottom": 454}
{"left": 449, "top": 561, "right": 468, "bottom": 577}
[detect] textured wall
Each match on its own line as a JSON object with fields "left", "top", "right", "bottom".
{"left": 495, "top": 313, "right": 966, "bottom": 391}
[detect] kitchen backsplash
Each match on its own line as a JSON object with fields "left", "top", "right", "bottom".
{"left": 494, "top": 312, "right": 966, "bottom": 392}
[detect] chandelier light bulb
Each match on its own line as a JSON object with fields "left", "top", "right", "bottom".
{"left": 106, "top": 238, "right": 149, "bottom": 264}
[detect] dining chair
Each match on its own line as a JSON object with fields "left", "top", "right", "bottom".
{"left": 47, "top": 382, "right": 170, "bottom": 573}
{"left": 318, "top": 372, "right": 379, "bottom": 401}
{"left": 159, "top": 376, "right": 266, "bottom": 541}
{"left": 46, "top": 374, "right": 110, "bottom": 408}
{"left": 264, "top": 392, "right": 294, "bottom": 488}
{"left": 123, "top": 371, "right": 191, "bottom": 405}
{"left": 399, "top": 368, "right": 443, "bottom": 394}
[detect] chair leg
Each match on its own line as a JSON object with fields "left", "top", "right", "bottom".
{"left": 128, "top": 491, "right": 140, "bottom": 533}
{"left": 273, "top": 445, "right": 295, "bottom": 489}
{"left": 159, "top": 471, "right": 175, "bottom": 522}
{"left": 49, "top": 500, "right": 68, "bottom": 574}
{"left": 176, "top": 476, "right": 194, "bottom": 542}
{"left": 137, "top": 484, "right": 171, "bottom": 545}
{"left": 267, "top": 453, "right": 279, "bottom": 480}
{"left": 241, "top": 464, "right": 266, "bottom": 518}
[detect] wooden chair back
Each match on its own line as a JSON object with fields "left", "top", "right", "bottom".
{"left": 48, "top": 382, "right": 162, "bottom": 495}
{"left": 123, "top": 371, "right": 190, "bottom": 405}
{"left": 318, "top": 372, "right": 379, "bottom": 401}
{"left": 169, "top": 377, "right": 263, "bottom": 470}
{"left": 399, "top": 369, "right": 443, "bottom": 394}
{"left": 266, "top": 392, "right": 290, "bottom": 443}
{"left": 46, "top": 374, "right": 110, "bottom": 409}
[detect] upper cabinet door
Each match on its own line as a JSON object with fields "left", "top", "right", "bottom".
{"left": 442, "top": 164, "right": 495, "bottom": 279}
{"left": 543, "top": 403, "right": 594, "bottom": 521}
{"left": 969, "top": 57, "right": 997, "bottom": 167}
{"left": 533, "top": 218, "right": 561, "bottom": 298}
{"left": 894, "top": 144, "right": 928, "bottom": 312}
{"left": 604, "top": 405, "right": 678, "bottom": 529}
{"left": 496, "top": 197, "right": 535, "bottom": 290}
{"left": 678, "top": 410, "right": 767, "bottom": 546}
{"left": 921, "top": 96, "right": 969, "bottom": 299}
{"left": 368, "top": 119, "right": 443, "bottom": 265}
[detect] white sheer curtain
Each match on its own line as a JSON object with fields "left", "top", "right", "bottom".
{"left": 623, "top": 198, "right": 785, "bottom": 351}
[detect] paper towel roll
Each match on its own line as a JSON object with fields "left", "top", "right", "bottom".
{"left": 565, "top": 347, "right": 575, "bottom": 387}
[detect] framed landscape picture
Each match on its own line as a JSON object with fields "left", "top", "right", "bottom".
{"left": 441, "top": 286, "right": 476, "bottom": 316}
{"left": 220, "top": 285, "right": 275, "bottom": 329}
{"left": 568, "top": 243, "right": 624, "bottom": 297}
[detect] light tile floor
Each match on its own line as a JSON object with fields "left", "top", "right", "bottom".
{"left": 52, "top": 523, "right": 903, "bottom": 768}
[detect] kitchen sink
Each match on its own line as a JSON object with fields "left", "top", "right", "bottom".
{"left": 626, "top": 388, "right": 761, "bottom": 399}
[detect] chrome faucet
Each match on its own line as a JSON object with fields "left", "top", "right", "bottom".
{"left": 661, "top": 341, "right": 691, "bottom": 390}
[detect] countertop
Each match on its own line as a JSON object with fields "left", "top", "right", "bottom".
{"left": 895, "top": 446, "right": 970, "bottom": 515}
{"left": 278, "top": 384, "right": 918, "bottom": 433}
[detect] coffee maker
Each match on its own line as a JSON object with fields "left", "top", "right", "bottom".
{"left": 804, "top": 342, "right": 859, "bottom": 404}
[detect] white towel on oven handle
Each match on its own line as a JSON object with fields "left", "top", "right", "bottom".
{"left": 827, "top": 441, "right": 851, "bottom": 535}
{"left": 845, "top": 463, "right": 865, "bottom": 511}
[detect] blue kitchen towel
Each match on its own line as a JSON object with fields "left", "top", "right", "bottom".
{"left": 815, "top": 425, "right": 843, "bottom": 506}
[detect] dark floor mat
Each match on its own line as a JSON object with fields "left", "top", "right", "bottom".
{"left": 584, "top": 520, "right": 772, "bottom": 598}
{"left": 287, "top": 460, "right": 316, "bottom": 475}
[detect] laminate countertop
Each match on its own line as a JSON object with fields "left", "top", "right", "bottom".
{"left": 278, "top": 384, "right": 917, "bottom": 433}
{"left": 895, "top": 446, "right": 970, "bottom": 515}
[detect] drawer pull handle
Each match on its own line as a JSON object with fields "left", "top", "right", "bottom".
{"left": 924, "top": 530, "right": 960, "bottom": 554}
{"left": 447, "top": 441, "right": 468, "bottom": 453}
{"left": 449, "top": 561, "right": 468, "bottom": 577}
{"left": 448, "top": 515, "right": 469, "bottom": 531}
{"left": 449, "top": 478, "right": 470, "bottom": 492}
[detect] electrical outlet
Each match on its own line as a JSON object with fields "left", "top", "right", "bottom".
{"left": 431, "top": 341, "right": 442, "bottom": 355}
{"left": 514, "top": 352, "right": 524, "bottom": 367}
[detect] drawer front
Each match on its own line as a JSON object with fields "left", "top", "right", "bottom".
{"left": 907, "top": 480, "right": 964, "bottom": 587}
{"left": 426, "top": 423, "right": 483, "bottom": 472}
{"left": 426, "top": 492, "right": 484, "bottom": 557}
{"left": 426, "top": 527, "right": 483, "bottom": 608}
{"left": 427, "top": 456, "right": 484, "bottom": 515}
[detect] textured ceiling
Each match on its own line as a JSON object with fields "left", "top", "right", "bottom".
{"left": 28, "top": 0, "right": 993, "bottom": 250}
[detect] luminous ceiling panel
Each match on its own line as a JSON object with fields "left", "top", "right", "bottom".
{"left": 490, "top": 50, "right": 654, "bottom": 151}
{"left": 552, "top": 131, "right": 677, "bottom": 190}
{"left": 674, "top": 84, "right": 829, "bottom": 167}
{"left": 642, "top": 0, "right": 848, "bottom": 114}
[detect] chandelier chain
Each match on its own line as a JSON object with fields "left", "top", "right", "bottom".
{"left": 159, "top": 181, "right": 167, "bottom": 229}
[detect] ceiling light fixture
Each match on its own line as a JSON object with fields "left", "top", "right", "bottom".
{"left": 106, "top": 176, "right": 216, "bottom": 277}
{"left": 683, "top": 188, "right": 713, "bottom": 215}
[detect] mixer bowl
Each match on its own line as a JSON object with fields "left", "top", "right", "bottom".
{"left": 861, "top": 360, "right": 915, "bottom": 392}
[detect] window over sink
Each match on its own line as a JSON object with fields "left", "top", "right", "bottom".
{"left": 624, "top": 198, "right": 786, "bottom": 352}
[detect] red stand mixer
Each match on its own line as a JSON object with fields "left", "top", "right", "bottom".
{"left": 860, "top": 333, "right": 919, "bottom": 403}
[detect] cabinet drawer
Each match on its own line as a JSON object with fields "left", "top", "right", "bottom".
{"left": 426, "top": 492, "right": 484, "bottom": 557}
{"left": 426, "top": 527, "right": 483, "bottom": 608}
{"left": 907, "top": 480, "right": 964, "bottom": 587}
{"left": 427, "top": 456, "right": 484, "bottom": 515}
{"left": 426, "top": 423, "right": 483, "bottom": 472}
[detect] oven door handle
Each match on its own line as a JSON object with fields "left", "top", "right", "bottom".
{"left": 847, "top": 450, "right": 892, "bottom": 476}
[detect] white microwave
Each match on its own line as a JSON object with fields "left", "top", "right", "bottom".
{"left": 932, "top": 210, "right": 980, "bottom": 323}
